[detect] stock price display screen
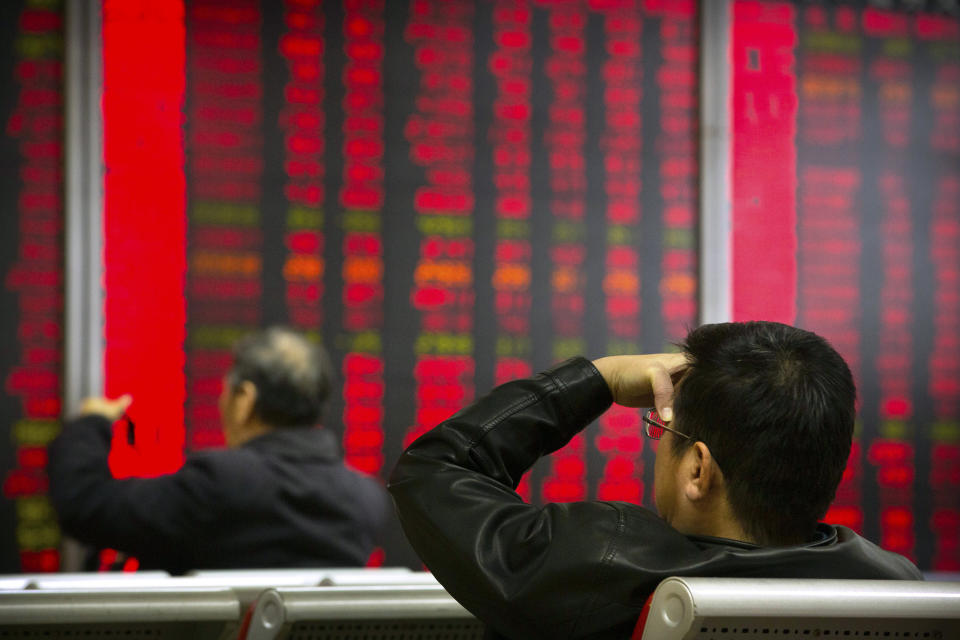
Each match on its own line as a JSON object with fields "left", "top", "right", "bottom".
{"left": 1, "top": 0, "right": 63, "bottom": 573}
{"left": 0, "top": 0, "right": 956, "bottom": 572}
{"left": 115, "top": 0, "right": 699, "bottom": 567}
{"left": 733, "top": 0, "right": 959, "bottom": 571}
{"left": 794, "top": 2, "right": 960, "bottom": 573}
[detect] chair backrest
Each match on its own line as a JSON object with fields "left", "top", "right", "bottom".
{"left": 192, "top": 567, "right": 439, "bottom": 587}
{"left": 188, "top": 567, "right": 417, "bottom": 582}
{"left": 0, "top": 576, "right": 30, "bottom": 590}
{"left": 2, "top": 570, "right": 170, "bottom": 589}
{"left": 315, "top": 570, "right": 441, "bottom": 587}
{"left": 22, "top": 569, "right": 441, "bottom": 610}
{"left": 241, "top": 585, "right": 484, "bottom": 640}
{"left": 12, "top": 570, "right": 171, "bottom": 581}
{"left": 636, "top": 577, "right": 960, "bottom": 639}
{"left": 0, "top": 587, "right": 242, "bottom": 640}
{"left": 26, "top": 574, "right": 324, "bottom": 608}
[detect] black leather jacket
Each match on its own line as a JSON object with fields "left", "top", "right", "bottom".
{"left": 389, "top": 357, "right": 923, "bottom": 640}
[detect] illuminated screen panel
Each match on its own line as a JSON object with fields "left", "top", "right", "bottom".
{"left": 733, "top": 0, "right": 960, "bottom": 571}
{"left": 731, "top": 0, "right": 798, "bottom": 323}
{"left": 2, "top": 0, "right": 953, "bottom": 574}
{"left": 656, "top": 2, "right": 698, "bottom": 344}
{"left": 97, "top": 0, "right": 698, "bottom": 569}
{"left": 339, "top": 0, "right": 386, "bottom": 477}
{"left": 183, "top": 0, "right": 264, "bottom": 450}
{"left": 0, "top": 0, "right": 63, "bottom": 572}
{"left": 589, "top": 0, "right": 699, "bottom": 508}
{"left": 794, "top": 3, "right": 866, "bottom": 537}
{"left": 280, "top": 2, "right": 326, "bottom": 334}
{"left": 0, "top": 0, "right": 700, "bottom": 570}
{"left": 102, "top": 0, "right": 187, "bottom": 478}
{"left": 179, "top": 0, "right": 700, "bottom": 566}
{"left": 401, "top": 0, "right": 477, "bottom": 457}
{"left": 541, "top": 0, "right": 590, "bottom": 505}
{"left": 487, "top": 0, "right": 535, "bottom": 499}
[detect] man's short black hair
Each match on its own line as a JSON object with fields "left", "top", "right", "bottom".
{"left": 227, "top": 326, "right": 332, "bottom": 427}
{"left": 672, "top": 321, "right": 856, "bottom": 546}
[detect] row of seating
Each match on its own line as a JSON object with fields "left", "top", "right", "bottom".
{"left": 1, "top": 570, "right": 959, "bottom": 639}
{"left": 0, "top": 569, "right": 483, "bottom": 639}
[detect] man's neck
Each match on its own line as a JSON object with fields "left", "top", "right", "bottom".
{"left": 673, "top": 498, "right": 757, "bottom": 546}
{"left": 700, "top": 520, "right": 756, "bottom": 545}
{"left": 229, "top": 420, "right": 274, "bottom": 447}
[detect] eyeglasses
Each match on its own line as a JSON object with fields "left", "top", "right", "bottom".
{"left": 642, "top": 409, "right": 726, "bottom": 472}
{"left": 642, "top": 408, "right": 689, "bottom": 441}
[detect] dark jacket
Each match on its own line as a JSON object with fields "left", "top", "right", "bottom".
{"left": 49, "top": 417, "right": 389, "bottom": 574}
{"left": 389, "top": 357, "right": 923, "bottom": 640}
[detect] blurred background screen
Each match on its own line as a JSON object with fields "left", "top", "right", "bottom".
{"left": 0, "top": 0, "right": 956, "bottom": 573}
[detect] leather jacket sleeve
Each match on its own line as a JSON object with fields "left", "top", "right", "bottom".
{"left": 389, "top": 357, "right": 631, "bottom": 639}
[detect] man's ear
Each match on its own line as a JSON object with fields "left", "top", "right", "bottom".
{"left": 232, "top": 380, "right": 258, "bottom": 425}
{"left": 682, "top": 441, "right": 719, "bottom": 502}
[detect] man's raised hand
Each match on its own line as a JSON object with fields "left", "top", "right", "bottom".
{"left": 591, "top": 353, "right": 687, "bottom": 421}
{"left": 79, "top": 394, "right": 133, "bottom": 421}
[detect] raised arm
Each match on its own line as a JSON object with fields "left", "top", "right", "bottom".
{"left": 47, "top": 397, "right": 232, "bottom": 571}
{"left": 388, "top": 354, "right": 687, "bottom": 639}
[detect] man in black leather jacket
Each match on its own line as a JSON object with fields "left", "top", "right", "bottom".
{"left": 389, "top": 321, "right": 922, "bottom": 639}
{"left": 49, "top": 327, "right": 388, "bottom": 573}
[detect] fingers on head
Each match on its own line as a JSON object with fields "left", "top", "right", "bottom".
{"left": 647, "top": 364, "right": 676, "bottom": 421}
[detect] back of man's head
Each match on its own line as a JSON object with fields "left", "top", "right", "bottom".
{"left": 673, "top": 321, "right": 856, "bottom": 546}
{"left": 227, "top": 326, "right": 332, "bottom": 428}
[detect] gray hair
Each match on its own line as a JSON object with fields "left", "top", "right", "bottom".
{"left": 227, "top": 326, "right": 332, "bottom": 427}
